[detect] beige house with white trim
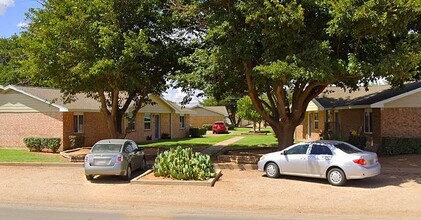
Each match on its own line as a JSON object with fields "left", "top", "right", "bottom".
{"left": 0, "top": 85, "right": 193, "bottom": 151}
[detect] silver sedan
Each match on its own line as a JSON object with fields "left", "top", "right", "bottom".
{"left": 257, "top": 140, "right": 381, "bottom": 186}
{"left": 84, "top": 139, "right": 147, "bottom": 181}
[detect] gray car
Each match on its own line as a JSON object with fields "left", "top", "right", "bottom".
{"left": 257, "top": 140, "right": 381, "bottom": 186}
{"left": 84, "top": 139, "right": 147, "bottom": 181}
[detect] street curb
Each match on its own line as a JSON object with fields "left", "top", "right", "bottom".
{"left": 213, "top": 163, "right": 258, "bottom": 170}
{"left": 131, "top": 169, "right": 223, "bottom": 187}
{"left": 0, "top": 162, "right": 83, "bottom": 167}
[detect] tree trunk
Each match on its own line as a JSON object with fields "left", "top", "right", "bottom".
{"left": 272, "top": 123, "right": 296, "bottom": 149}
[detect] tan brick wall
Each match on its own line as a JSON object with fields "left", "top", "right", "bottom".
{"left": 0, "top": 112, "right": 63, "bottom": 148}
{"left": 171, "top": 113, "right": 190, "bottom": 138}
{"left": 190, "top": 116, "right": 224, "bottom": 128}
{"left": 295, "top": 111, "right": 325, "bottom": 141}
{"left": 381, "top": 108, "right": 421, "bottom": 138}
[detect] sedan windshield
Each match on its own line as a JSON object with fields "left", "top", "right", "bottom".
{"left": 334, "top": 143, "right": 362, "bottom": 154}
{"left": 91, "top": 144, "right": 122, "bottom": 153}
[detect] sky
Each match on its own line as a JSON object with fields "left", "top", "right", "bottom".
{"left": 0, "top": 0, "right": 204, "bottom": 106}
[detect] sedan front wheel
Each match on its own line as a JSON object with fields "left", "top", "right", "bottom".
{"left": 265, "top": 162, "right": 280, "bottom": 178}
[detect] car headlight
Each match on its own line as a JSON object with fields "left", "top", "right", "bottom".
{"left": 259, "top": 155, "right": 265, "bottom": 161}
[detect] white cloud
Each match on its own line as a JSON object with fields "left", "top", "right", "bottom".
{"left": 17, "top": 21, "right": 28, "bottom": 28}
{"left": 0, "top": 0, "right": 14, "bottom": 16}
{"left": 163, "top": 88, "right": 205, "bottom": 107}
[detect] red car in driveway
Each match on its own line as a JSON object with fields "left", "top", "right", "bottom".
{"left": 212, "top": 121, "right": 228, "bottom": 134}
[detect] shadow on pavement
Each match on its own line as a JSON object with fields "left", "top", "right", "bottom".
{"left": 88, "top": 168, "right": 150, "bottom": 184}
{"left": 262, "top": 172, "right": 421, "bottom": 188}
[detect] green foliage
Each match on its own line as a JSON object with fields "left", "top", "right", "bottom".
{"left": 189, "top": 128, "right": 204, "bottom": 138}
{"left": 69, "top": 135, "right": 85, "bottom": 149}
{"left": 153, "top": 146, "right": 216, "bottom": 180}
{"left": 23, "top": 137, "right": 61, "bottom": 152}
{"left": 23, "top": 137, "right": 43, "bottom": 152}
{"left": 41, "top": 138, "right": 61, "bottom": 153}
{"left": 237, "top": 96, "right": 263, "bottom": 123}
{"left": 382, "top": 137, "right": 421, "bottom": 155}
{"left": 22, "top": 0, "right": 189, "bottom": 137}
{"left": 202, "top": 124, "right": 213, "bottom": 131}
{"left": 173, "top": 0, "right": 421, "bottom": 148}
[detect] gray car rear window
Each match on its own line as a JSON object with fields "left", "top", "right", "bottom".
{"left": 91, "top": 144, "right": 122, "bottom": 153}
{"left": 334, "top": 143, "right": 362, "bottom": 154}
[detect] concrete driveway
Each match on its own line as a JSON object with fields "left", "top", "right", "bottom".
{"left": 0, "top": 163, "right": 420, "bottom": 219}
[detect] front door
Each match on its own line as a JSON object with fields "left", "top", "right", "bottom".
{"left": 154, "top": 115, "right": 160, "bottom": 139}
{"left": 280, "top": 144, "right": 309, "bottom": 175}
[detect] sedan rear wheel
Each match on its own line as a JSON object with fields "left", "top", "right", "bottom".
{"left": 123, "top": 165, "right": 132, "bottom": 181}
{"left": 327, "top": 168, "right": 347, "bottom": 186}
{"left": 265, "top": 162, "right": 280, "bottom": 178}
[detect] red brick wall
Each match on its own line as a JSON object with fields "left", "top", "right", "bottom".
{"left": 82, "top": 112, "right": 112, "bottom": 147}
{"left": 337, "top": 109, "right": 364, "bottom": 139}
{"left": 0, "top": 112, "right": 63, "bottom": 148}
{"left": 381, "top": 108, "right": 421, "bottom": 138}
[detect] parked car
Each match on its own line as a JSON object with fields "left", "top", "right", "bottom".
{"left": 212, "top": 121, "right": 228, "bottom": 134}
{"left": 84, "top": 139, "right": 147, "bottom": 181}
{"left": 257, "top": 140, "right": 381, "bottom": 186}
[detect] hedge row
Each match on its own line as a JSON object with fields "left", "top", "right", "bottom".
{"left": 382, "top": 137, "right": 421, "bottom": 155}
{"left": 23, "top": 137, "right": 61, "bottom": 152}
{"left": 189, "top": 128, "right": 207, "bottom": 138}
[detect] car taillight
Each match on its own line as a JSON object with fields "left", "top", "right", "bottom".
{"left": 116, "top": 155, "right": 123, "bottom": 164}
{"left": 353, "top": 159, "right": 366, "bottom": 165}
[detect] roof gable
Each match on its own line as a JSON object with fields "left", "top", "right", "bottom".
{"left": 315, "top": 82, "right": 421, "bottom": 109}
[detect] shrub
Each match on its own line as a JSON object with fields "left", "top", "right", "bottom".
{"left": 199, "top": 128, "right": 207, "bottom": 136}
{"left": 153, "top": 146, "right": 216, "bottom": 180}
{"left": 23, "top": 137, "right": 43, "bottom": 152}
{"left": 189, "top": 128, "right": 202, "bottom": 138}
{"left": 202, "top": 124, "right": 212, "bottom": 131}
{"left": 161, "top": 133, "right": 171, "bottom": 139}
{"left": 382, "top": 137, "right": 421, "bottom": 155}
{"left": 41, "top": 138, "right": 61, "bottom": 152}
{"left": 69, "top": 135, "right": 85, "bottom": 149}
{"left": 228, "top": 124, "right": 235, "bottom": 130}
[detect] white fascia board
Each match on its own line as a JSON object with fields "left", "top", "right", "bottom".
{"left": 371, "top": 87, "right": 421, "bottom": 108}
{"left": 312, "top": 99, "right": 325, "bottom": 110}
{"left": 3, "top": 85, "right": 69, "bottom": 112}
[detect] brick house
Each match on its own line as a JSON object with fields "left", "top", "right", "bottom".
{"left": 189, "top": 105, "right": 229, "bottom": 128}
{"left": 0, "top": 85, "right": 193, "bottom": 151}
{"left": 295, "top": 82, "right": 421, "bottom": 151}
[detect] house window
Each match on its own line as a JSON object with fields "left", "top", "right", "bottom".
{"left": 364, "top": 110, "right": 372, "bottom": 133}
{"left": 179, "top": 116, "right": 185, "bottom": 128}
{"left": 144, "top": 113, "right": 151, "bottom": 130}
{"left": 73, "top": 114, "right": 84, "bottom": 133}
{"left": 314, "top": 113, "right": 319, "bottom": 130}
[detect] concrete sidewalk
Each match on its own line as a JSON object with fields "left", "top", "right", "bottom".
{"left": 201, "top": 136, "right": 245, "bottom": 157}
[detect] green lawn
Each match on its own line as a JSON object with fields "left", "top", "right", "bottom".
{"left": 229, "top": 134, "right": 278, "bottom": 147}
{"left": 139, "top": 135, "right": 235, "bottom": 148}
{"left": 0, "top": 149, "right": 66, "bottom": 162}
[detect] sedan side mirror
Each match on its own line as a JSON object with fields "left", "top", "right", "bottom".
{"left": 281, "top": 151, "right": 287, "bottom": 155}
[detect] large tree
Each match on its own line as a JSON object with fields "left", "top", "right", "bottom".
{"left": 0, "top": 36, "right": 49, "bottom": 86}
{"left": 23, "top": 0, "right": 187, "bottom": 138}
{"left": 174, "top": 0, "right": 421, "bottom": 149}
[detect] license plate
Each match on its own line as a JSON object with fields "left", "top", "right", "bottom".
{"left": 94, "top": 159, "right": 108, "bottom": 166}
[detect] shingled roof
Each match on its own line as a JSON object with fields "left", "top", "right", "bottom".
{"left": 315, "top": 81, "right": 421, "bottom": 109}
